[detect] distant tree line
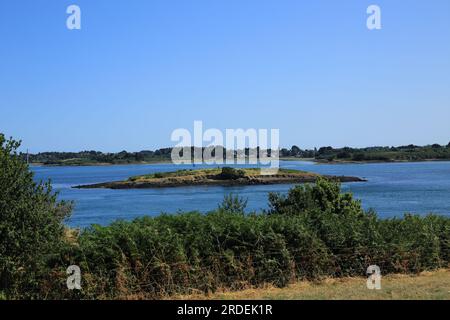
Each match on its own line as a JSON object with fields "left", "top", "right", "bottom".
{"left": 22, "top": 142, "right": 450, "bottom": 165}
{"left": 22, "top": 148, "right": 173, "bottom": 165}
{"left": 312, "top": 143, "right": 450, "bottom": 162}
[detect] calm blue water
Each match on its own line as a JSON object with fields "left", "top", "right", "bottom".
{"left": 31, "top": 161, "right": 450, "bottom": 227}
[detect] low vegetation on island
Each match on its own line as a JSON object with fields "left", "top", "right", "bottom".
{"left": 2, "top": 135, "right": 449, "bottom": 300}
{"left": 74, "top": 167, "right": 365, "bottom": 189}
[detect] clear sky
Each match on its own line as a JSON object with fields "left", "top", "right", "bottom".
{"left": 1, "top": 0, "right": 449, "bottom": 152}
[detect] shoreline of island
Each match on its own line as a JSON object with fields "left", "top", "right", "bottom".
{"left": 73, "top": 167, "right": 366, "bottom": 190}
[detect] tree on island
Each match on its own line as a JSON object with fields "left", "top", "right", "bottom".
{"left": 218, "top": 167, "right": 246, "bottom": 180}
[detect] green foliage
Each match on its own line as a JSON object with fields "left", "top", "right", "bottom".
{"left": 218, "top": 167, "right": 246, "bottom": 180}
{"left": 377, "top": 214, "right": 450, "bottom": 273}
{"left": 23, "top": 149, "right": 173, "bottom": 166}
{"left": 313, "top": 144, "right": 450, "bottom": 162}
{"left": 268, "top": 178, "right": 363, "bottom": 216}
{"left": 0, "top": 135, "right": 72, "bottom": 299}
{"left": 218, "top": 194, "right": 248, "bottom": 214}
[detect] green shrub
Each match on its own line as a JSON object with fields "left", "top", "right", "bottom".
{"left": 218, "top": 194, "right": 248, "bottom": 214}
{"left": 0, "top": 135, "right": 72, "bottom": 299}
{"left": 218, "top": 167, "right": 246, "bottom": 180}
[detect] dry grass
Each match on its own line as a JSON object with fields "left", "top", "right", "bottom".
{"left": 129, "top": 168, "right": 316, "bottom": 182}
{"left": 64, "top": 228, "right": 80, "bottom": 245}
{"left": 174, "top": 269, "right": 450, "bottom": 300}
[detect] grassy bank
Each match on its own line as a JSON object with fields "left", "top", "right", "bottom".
{"left": 180, "top": 269, "right": 450, "bottom": 300}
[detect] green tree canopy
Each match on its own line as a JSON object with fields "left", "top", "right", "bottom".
{"left": 0, "top": 134, "right": 71, "bottom": 298}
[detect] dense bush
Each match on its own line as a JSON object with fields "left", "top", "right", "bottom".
{"left": 0, "top": 135, "right": 72, "bottom": 299}
{"left": 217, "top": 167, "right": 246, "bottom": 180}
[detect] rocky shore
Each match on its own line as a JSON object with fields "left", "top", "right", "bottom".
{"left": 73, "top": 168, "right": 366, "bottom": 190}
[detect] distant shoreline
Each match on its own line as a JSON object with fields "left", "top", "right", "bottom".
{"left": 25, "top": 143, "right": 450, "bottom": 167}
{"left": 29, "top": 158, "right": 450, "bottom": 167}
{"left": 312, "top": 158, "right": 450, "bottom": 165}
{"left": 29, "top": 160, "right": 174, "bottom": 167}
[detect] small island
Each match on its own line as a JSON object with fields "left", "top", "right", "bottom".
{"left": 73, "top": 167, "right": 366, "bottom": 189}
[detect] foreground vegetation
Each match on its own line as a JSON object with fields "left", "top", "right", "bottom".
{"left": 53, "top": 209, "right": 448, "bottom": 300}
{"left": 1, "top": 135, "right": 449, "bottom": 300}
{"left": 182, "top": 269, "right": 450, "bottom": 300}
{"left": 23, "top": 143, "right": 450, "bottom": 166}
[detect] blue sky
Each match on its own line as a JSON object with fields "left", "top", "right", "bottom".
{"left": 1, "top": 0, "right": 449, "bottom": 152}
